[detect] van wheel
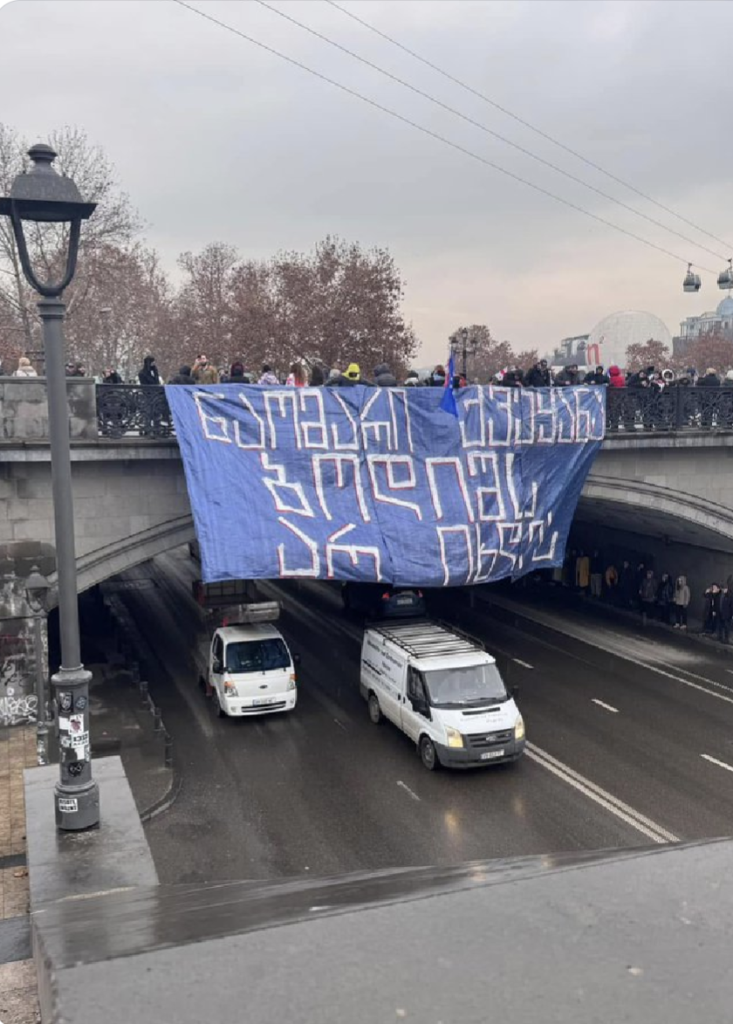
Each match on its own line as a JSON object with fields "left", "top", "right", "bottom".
{"left": 368, "top": 693, "right": 382, "bottom": 724}
{"left": 419, "top": 736, "right": 438, "bottom": 771}
{"left": 212, "top": 691, "right": 224, "bottom": 718}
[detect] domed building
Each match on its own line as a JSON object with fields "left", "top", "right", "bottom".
{"left": 674, "top": 296, "right": 733, "bottom": 356}
{"left": 586, "top": 311, "right": 672, "bottom": 369}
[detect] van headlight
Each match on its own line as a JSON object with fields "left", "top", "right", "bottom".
{"left": 288, "top": 674, "right": 296, "bottom": 691}
{"left": 515, "top": 715, "right": 525, "bottom": 741}
{"left": 224, "top": 679, "right": 238, "bottom": 697}
{"left": 446, "top": 727, "right": 464, "bottom": 749}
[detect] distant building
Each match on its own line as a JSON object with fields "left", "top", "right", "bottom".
{"left": 549, "top": 311, "right": 672, "bottom": 371}
{"left": 673, "top": 296, "right": 733, "bottom": 357}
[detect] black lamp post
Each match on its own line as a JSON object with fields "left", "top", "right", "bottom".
{"left": 451, "top": 326, "right": 477, "bottom": 381}
{"left": 0, "top": 144, "right": 99, "bottom": 830}
{"left": 25, "top": 566, "right": 51, "bottom": 767}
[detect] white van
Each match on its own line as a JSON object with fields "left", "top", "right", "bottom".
{"left": 196, "top": 602, "right": 298, "bottom": 718}
{"left": 360, "top": 621, "right": 525, "bottom": 770}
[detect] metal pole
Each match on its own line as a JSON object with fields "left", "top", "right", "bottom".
{"left": 33, "top": 610, "right": 49, "bottom": 766}
{"left": 39, "top": 296, "right": 99, "bottom": 830}
{"left": 462, "top": 339, "right": 468, "bottom": 381}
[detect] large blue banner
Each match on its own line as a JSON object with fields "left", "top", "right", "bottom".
{"left": 166, "top": 385, "right": 604, "bottom": 587}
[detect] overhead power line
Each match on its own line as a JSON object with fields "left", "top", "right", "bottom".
{"left": 258, "top": 0, "right": 727, "bottom": 263}
{"left": 326, "top": 0, "right": 733, "bottom": 256}
{"left": 171, "top": 0, "right": 713, "bottom": 273}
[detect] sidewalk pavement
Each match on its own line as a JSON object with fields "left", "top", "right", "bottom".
{"left": 0, "top": 724, "right": 40, "bottom": 1024}
{"left": 482, "top": 580, "right": 733, "bottom": 655}
{"left": 88, "top": 659, "right": 175, "bottom": 820}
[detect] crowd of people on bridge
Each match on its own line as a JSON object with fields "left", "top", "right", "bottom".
{"left": 526, "top": 548, "right": 733, "bottom": 642}
{"left": 4, "top": 350, "right": 733, "bottom": 392}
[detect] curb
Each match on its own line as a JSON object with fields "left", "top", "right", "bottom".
{"left": 100, "top": 590, "right": 181, "bottom": 821}
{"left": 474, "top": 587, "right": 733, "bottom": 665}
{"left": 492, "top": 585, "right": 733, "bottom": 658}
{"left": 140, "top": 771, "right": 183, "bottom": 823}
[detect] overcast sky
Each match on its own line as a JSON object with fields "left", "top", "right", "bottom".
{"left": 2, "top": 0, "right": 733, "bottom": 364}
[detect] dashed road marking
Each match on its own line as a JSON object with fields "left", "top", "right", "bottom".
{"left": 701, "top": 753, "right": 733, "bottom": 773}
{"left": 396, "top": 780, "right": 421, "bottom": 802}
{"left": 513, "top": 658, "right": 534, "bottom": 669}
{"left": 333, "top": 717, "right": 348, "bottom": 732}
{"left": 591, "top": 698, "right": 619, "bottom": 714}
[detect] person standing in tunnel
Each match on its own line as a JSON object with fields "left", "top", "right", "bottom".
{"left": 673, "top": 575, "right": 690, "bottom": 630}
{"left": 639, "top": 569, "right": 657, "bottom": 626}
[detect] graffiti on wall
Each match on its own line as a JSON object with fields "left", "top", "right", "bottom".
{"left": 0, "top": 639, "right": 37, "bottom": 726}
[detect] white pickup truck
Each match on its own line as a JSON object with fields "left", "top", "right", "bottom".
{"left": 193, "top": 581, "right": 298, "bottom": 718}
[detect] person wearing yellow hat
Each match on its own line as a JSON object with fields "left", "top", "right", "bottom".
{"left": 327, "top": 362, "right": 371, "bottom": 388}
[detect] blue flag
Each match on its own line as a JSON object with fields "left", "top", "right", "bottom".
{"left": 440, "top": 353, "right": 458, "bottom": 417}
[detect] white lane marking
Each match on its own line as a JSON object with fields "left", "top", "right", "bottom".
{"left": 495, "top": 612, "right": 733, "bottom": 710}
{"left": 701, "top": 753, "right": 733, "bottom": 773}
{"left": 650, "top": 659, "right": 733, "bottom": 696}
{"left": 333, "top": 717, "right": 348, "bottom": 732}
{"left": 396, "top": 780, "right": 421, "bottom": 802}
{"left": 527, "top": 743, "right": 679, "bottom": 844}
{"left": 591, "top": 698, "right": 619, "bottom": 714}
{"left": 726, "top": 670, "right": 733, "bottom": 677}
{"left": 513, "top": 658, "right": 534, "bottom": 669}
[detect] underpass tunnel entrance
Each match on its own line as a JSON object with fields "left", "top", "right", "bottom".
{"left": 567, "top": 497, "right": 733, "bottom": 614}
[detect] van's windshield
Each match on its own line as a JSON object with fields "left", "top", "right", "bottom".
{"left": 423, "top": 663, "right": 507, "bottom": 708}
{"left": 225, "top": 638, "right": 290, "bottom": 673}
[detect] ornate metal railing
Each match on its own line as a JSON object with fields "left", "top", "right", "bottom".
{"left": 97, "top": 384, "right": 173, "bottom": 439}
{"left": 605, "top": 385, "right": 733, "bottom": 433}
{"left": 94, "top": 384, "right": 733, "bottom": 439}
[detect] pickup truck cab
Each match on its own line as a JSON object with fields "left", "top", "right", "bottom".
{"left": 360, "top": 620, "right": 525, "bottom": 770}
{"left": 198, "top": 602, "right": 298, "bottom": 718}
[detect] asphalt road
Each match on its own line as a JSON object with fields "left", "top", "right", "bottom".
{"left": 113, "top": 550, "right": 733, "bottom": 884}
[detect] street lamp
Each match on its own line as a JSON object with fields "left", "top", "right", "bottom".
{"left": 0, "top": 144, "right": 99, "bottom": 830}
{"left": 451, "top": 326, "right": 477, "bottom": 381}
{"left": 25, "top": 566, "right": 51, "bottom": 767}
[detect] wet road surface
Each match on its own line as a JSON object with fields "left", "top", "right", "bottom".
{"left": 113, "top": 551, "right": 733, "bottom": 883}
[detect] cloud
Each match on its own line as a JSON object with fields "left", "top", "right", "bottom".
{"left": 2, "top": 0, "right": 732, "bottom": 366}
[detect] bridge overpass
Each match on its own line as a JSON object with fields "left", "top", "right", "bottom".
{"left": 2, "top": 377, "right": 732, "bottom": 605}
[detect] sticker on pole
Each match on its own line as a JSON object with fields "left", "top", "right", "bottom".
{"left": 58, "top": 797, "right": 78, "bottom": 813}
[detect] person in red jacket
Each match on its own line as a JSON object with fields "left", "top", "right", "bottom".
{"left": 608, "top": 365, "right": 626, "bottom": 387}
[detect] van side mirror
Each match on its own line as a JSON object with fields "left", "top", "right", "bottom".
{"left": 213, "top": 659, "right": 223, "bottom": 675}
{"left": 293, "top": 653, "right": 302, "bottom": 666}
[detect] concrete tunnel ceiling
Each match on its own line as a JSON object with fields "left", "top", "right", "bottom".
{"left": 574, "top": 497, "right": 733, "bottom": 554}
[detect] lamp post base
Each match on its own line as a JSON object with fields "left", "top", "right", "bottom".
{"left": 52, "top": 664, "right": 100, "bottom": 831}
{"left": 54, "top": 778, "right": 100, "bottom": 831}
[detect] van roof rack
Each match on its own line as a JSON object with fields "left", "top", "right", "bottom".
{"left": 371, "top": 619, "right": 485, "bottom": 660}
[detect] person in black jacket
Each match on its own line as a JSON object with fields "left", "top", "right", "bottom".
{"left": 138, "top": 355, "right": 160, "bottom": 386}
{"left": 584, "top": 365, "right": 609, "bottom": 385}
{"left": 168, "top": 365, "right": 195, "bottom": 385}
{"left": 525, "top": 360, "right": 552, "bottom": 387}
{"left": 554, "top": 364, "right": 579, "bottom": 386}
{"left": 102, "top": 367, "right": 122, "bottom": 384}
{"left": 703, "top": 584, "right": 721, "bottom": 634}
{"left": 719, "top": 585, "right": 733, "bottom": 644}
{"left": 698, "top": 367, "right": 721, "bottom": 387}
{"left": 656, "top": 572, "right": 674, "bottom": 624}
{"left": 373, "top": 363, "right": 398, "bottom": 387}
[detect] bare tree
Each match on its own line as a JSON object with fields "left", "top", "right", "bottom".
{"left": 450, "top": 324, "right": 518, "bottom": 382}
{"left": 171, "top": 242, "right": 239, "bottom": 369}
{"left": 0, "top": 122, "right": 141, "bottom": 366}
{"left": 61, "top": 243, "right": 172, "bottom": 378}
{"left": 625, "top": 338, "right": 671, "bottom": 373}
